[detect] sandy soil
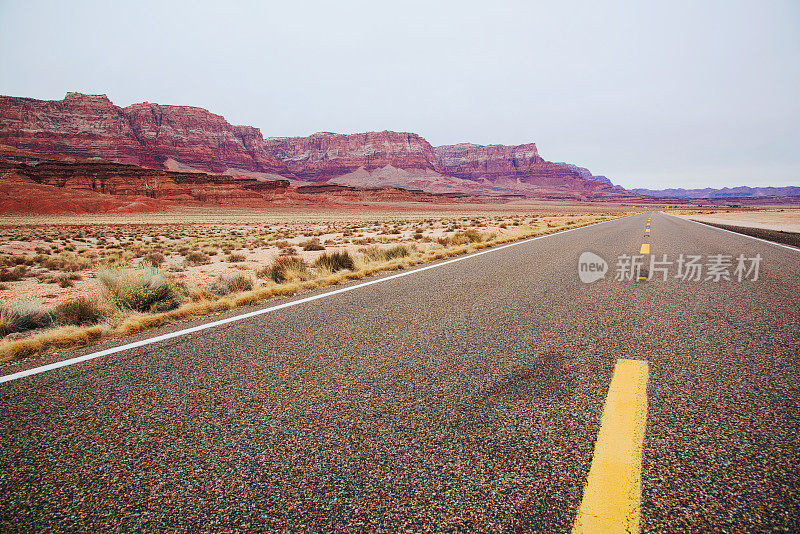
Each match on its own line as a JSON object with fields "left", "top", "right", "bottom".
{"left": 676, "top": 209, "right": 800, "bottom": 233}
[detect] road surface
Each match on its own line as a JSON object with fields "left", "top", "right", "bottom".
{"left": 1, "top": 212, "right": 798, "bottom": 532}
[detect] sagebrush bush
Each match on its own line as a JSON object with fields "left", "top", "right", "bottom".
{"left": 143, "top": 251, "right": 165, "bottom": 267}
{"left": 99, "top": 266, "right": 180, "bottom": 312}
{"left": 0, "top": 302, "right": 51, "bottom": 336}
{"left": 383, "top": 245, "right": 411, "bottom": 260}
{"left": 0, "top": 266, "right": 28, "bottom": 282}
{"left": 184, "top": 251, "right": 210, "bottom": 265}
{"left": 314, "top": 251, "right": 355, "bottom": 272}
{"left": 43, "top": 253, "right": 88, "bottom": 272}
{"left": 226, "top": 253, "right": 246, "bottom": 263}
{"left": 53, "top": 297, "right": 104, "bottom": 326}
{"left": 438, "top": 229, "right": 486, "bottom": 246}
{"left": 208, "top": 273, "right": 254, "bottom": 296}
{"left": 259, "top": 256, "right": 308, "bottom": 283}
{"left": 300, "top": 238, "right": 325, "bottom": 251}
{"left": 360, "top": 245, "right": 410, "bottom": 262}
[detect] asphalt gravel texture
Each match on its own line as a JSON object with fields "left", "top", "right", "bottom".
{"left": 0, "top": 212, "right": 798, "bottom": 533}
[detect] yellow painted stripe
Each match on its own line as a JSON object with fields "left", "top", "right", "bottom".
{"left": 645, "top": 229, "right": 650, "bottom": 233}
{"left": 639, "top": 243, "right": 650, "bottom": 254}
{"left": 573, "top": 359, "right": 649, "bottom": 534}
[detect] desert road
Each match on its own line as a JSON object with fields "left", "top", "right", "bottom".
{"left": 1, "top": 212, "right": 798, "bottom": 532}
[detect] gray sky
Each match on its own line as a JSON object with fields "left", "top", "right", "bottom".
{"left": 1, "top": 0, "right": 798, "bottom": 189}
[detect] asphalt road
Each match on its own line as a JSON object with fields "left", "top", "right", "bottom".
{"left": 1, "top": 212, "right": 798, "bottom": 533}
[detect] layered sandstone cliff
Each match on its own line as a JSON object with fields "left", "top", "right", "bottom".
{"left": 0, "top": 93, "right": 289, "bottom": 175}
{"left": 0, "top": 159, "right": 291, "bottom": 205}
{"left": 265, "top": 131, "right": 441, "bottom": 181}
{"left": 0, "top": 92, "right": 625, "bottom": 199}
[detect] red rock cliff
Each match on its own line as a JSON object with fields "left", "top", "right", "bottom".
{"left": 0, "top": 92, "right": 624, "bottom": 197}
{"left": 265, "top": 131, "right": 441, "bottom": 181}
{"left": 433, "top": 143, "right": 544, "bottom": 180}
{"left": 0, "top": 93, "right": 289, "bottom": 175}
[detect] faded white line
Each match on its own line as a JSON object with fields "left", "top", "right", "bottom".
{"left": 666, "top": 212, "right": 800, "bottom": 252}
{"left": 0, "top": 216, "right": 629, "bottom": 385}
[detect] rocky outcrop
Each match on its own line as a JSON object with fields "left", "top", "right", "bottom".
{"left": 557, "top": 162, "right": 613, "bottom": 185}
{"left": 265, "top": 131, "right": 440, "bottom": 181}
{"left": 0, "top": 91, "right": 629, "bottom": 200}
{"left": 434, "top": 143, "right": 625, "bottom": 197}
{"left": 433, "top": 143, "right": 544, "bottom": 180}
{"left": 0, "top": 93, "right": 289, "bottom": 175}
{"left": 0, "top": 159, "right": 290, "bottom": 205}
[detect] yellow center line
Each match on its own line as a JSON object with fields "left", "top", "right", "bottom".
{"left": 573, "top": 359, "right": 649, "bottom": 534}
{"left": 639, "top": 243, "right": 650, "bottom": 254}
{"left": 645, "top": 229, "right": 650, "bottom": 233}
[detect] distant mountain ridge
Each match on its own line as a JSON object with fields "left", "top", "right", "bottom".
{"left": 0, "top": 92, "right": 630, "bottom": 200}
{"left": 633, "top": 186, "right": 800, "bottom": 199}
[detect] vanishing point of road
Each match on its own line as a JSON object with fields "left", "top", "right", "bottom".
{"left": 1, "top": 212, "right": 798, "bottom": 532}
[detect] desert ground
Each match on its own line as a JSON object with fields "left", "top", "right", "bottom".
{"left": 675, "top": 208, "right": 800, "bottom": 232}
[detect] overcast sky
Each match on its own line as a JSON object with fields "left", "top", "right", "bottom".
{"left": 1, "top": 0, "right": 798, "bottom": 189}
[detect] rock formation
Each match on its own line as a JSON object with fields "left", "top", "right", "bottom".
{"left": 0, "top": 93, "right": 289, "bottom": 175}
{"left": 0, "top": 92, "right": 631, "bottom": 202}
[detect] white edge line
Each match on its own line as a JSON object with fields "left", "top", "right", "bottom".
{"left": 0, "top": 215, "right": 631, "bottom": 384}
{"left": 664, "top": 212, "right": 800, "bottom": 252}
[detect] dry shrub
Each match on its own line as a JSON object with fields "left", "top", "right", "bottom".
{"left": 0, "top": 266, "right": 28, "bottom": 282}
{"left": 0, "top": 302, "right": 51, "bottom": 336}
{"left": 184, "top": 250, "right": 210, "bottom": 265}
{"left": 208, "top": 273, "right": 254, "bottom": 296}
{"left": 300, "top": 238, "right": 325, "bottom": 251}
{"left": 438, "top": 228, "right": 486, "bottom": 246}
{"left": 361, "top": 245, "right": 411, "bottom": 262}
{"left": 259, "top": 256, "right": 309, "bottom": 283}
{"left": 42, "top": 253, "right": 88, "bottom": 272}
{"left": 226, "top": 253, "right": 246, "bottom": 263}
{"left": 143, "top": 251, "right": 166, "bottom": 267}
{"left": 99, "top": 266, "right": 181, "bottom": 313}
{"left": 53, "top": 297, "right": 105, "bottom": 326}
{"left": 314, "top": 251, "right": 355, "bottom": 272}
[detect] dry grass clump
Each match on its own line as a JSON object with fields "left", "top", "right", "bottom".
{"left": 184, "top": 250, "right": 210, "bottom": 265}
{"left": 438, "top": 228, "right": 493, "bottom": 246}
{"left": 42, "top": 253, "right": 89, "bottom": 272}
{"left": 314, "top": 251, "right": 355, "bottom": 273}
{"left": 226, "top": 252, "right": 246, "bottom": 263}
{"left": 0, "top": 266, "right": 28, "bottom": 282}
{"left": 0, "top": 302, "right": 51, "bottom": 336}
{"left": 258, "top": 256, "right": 309, "bottom": 283}
{"left": 53, "top": 297, "right": 105, "bottom": 326}
{"left": 142, "top": 251, "right": 166, "bottom": 267}
{"left": 360, "top": 245, "right": 412, "bottom": 262}
{"left": 300, "top": 238, "right": 325, "bottom": 251}
{"left": 99, "top": 266, "right": 181, "bottom": 313}
{"left": 208, "top": 273, "right": 254, "bottom": 296}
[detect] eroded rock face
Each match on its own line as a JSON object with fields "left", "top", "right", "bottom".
{"left": 0, "top": 92, "right": 625, "bottom": 199}
{"left": 265, "top": 131, "right": 441, "bottom": 181}
{"left": 0, "top": 93, "right": 289, "bottom": 175}
{"left": 0, "top": 160, "right": 289, "bottom": 205}
{"left": 434, "top": 143, "right": 543, "bottom": 180}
